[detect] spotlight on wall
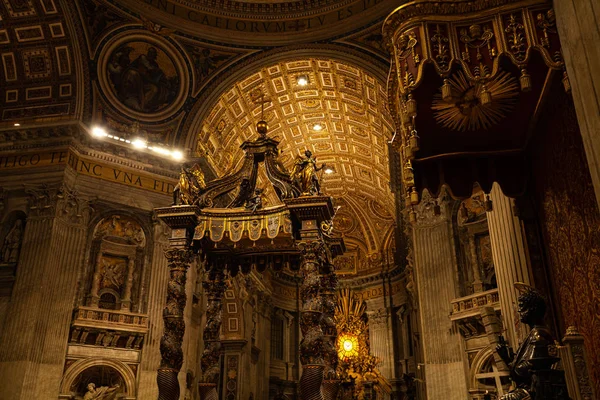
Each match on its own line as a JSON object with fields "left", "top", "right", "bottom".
{"left": 13, "top": 123, "right": 21, "bottom": 127}
{"left": 132, "top": 138, "right": 148, "bottom": 149}
{"left": 92, "top": 126, "right": 108, "bottom": 137}
{"left": 312, "top": 123, "right": 323, "bottom": 132}
{"left": 297, "top": 75, "right": 309, "bottom": 86}
{"left": 171, "top": 150, "right": 183, "bottom": 161}
{"left": 324, "top": 167, "right": 334, "bottom": 174}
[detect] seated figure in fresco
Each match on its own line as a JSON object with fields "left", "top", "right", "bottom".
{"left": 109, "top": 46, "right": 178, "bottom": 112}
{"left": 82, "top": 383, "right": 120, "bottom": 400}
{"left": 290, "top": 149, "right": 326, "bottom": 196}
{"left": 496, "top": 284, "right": 570, "bottom": 400}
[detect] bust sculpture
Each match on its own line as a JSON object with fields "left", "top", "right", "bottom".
{"left": 496, "top": 283, "right": 570, "bottom": 400}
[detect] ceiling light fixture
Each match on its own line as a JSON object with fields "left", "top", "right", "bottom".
{"left": 312, "top": 123, "right": 323, "bottom": 131}
{"left": 90, "top": 125, "right": 184, "bottom": 161}
{"left": 13, "top": 123, "right": 20, "bottom": 127}
{"left": 324, "top": 167, "right": 334, "bottom": 174}
{"left": 297, "top": 75, "right": 308, "bottom": 86}
{"left": 92, "top": 126, "right": 108, "bottom": 137}
{"left": 132, "top": 138, "right": 147, "bottom": 149}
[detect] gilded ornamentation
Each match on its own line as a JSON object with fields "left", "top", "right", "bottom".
{"left": 432, "top": 70, "right": 519, "bottom": 131}
{"left": 291, "top": 150, "right": 327, "bottom": 196}
{"left": 536, "top": 10, "right": 557, "bottom": 49}
{"left": 173, "top": 163, "right": 206, "bottom": 206}
{"left": 430, "top": 24, "right": 449, "bottom": 69}
{"left": 459, "top": 24, "right": 496, "bottom": 64}
{"left": 335, "top": 289, "right": 383, "bottom": 399}
{"left": 505, "top": 14, "right": 526, "bottom": 61}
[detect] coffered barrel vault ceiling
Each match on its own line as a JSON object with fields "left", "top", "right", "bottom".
{"left": 198, "top": 58, "right": 396, "bottom": 275}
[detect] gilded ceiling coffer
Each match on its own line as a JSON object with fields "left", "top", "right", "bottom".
{"left": 157, "top": 120, "right": 345, "bottom": 400}
{"left": 383, "top": 0, "right": 569, "bottom": 210}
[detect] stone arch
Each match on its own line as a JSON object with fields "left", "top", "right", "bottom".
{"left": 60, "top": 357, "right": 137, "bottom": 398}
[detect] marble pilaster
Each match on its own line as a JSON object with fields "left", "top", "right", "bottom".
{"left": 138, "top": 222, "right": 170, "bottom": 399}
{"left": 486, "top": 183, "right": 533, "bottom": 348}
{"left": 0, "top": 185, "right": 91, "bottom": 399}
{"left": 411, "top": 193, "right": 468, "bottom": 400}
{"left": 554, "top": 0, "right": 600, "bottom": 210}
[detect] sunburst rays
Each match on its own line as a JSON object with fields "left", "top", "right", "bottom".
{"left": 432, "top": 71, "right": 519, "bottom": 131}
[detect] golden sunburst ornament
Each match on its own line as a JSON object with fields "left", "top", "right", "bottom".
{"left": 432, "top": 70, "right": 519, "bottom": 131}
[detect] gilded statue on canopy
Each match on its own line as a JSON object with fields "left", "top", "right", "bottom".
{"left": 173, "top": 163, "right": 206, "bottom": 205}
{"left": 291, "top": 150, "right": 326, "bottom": 196}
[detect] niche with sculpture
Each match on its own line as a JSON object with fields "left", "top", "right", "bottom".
{"left": 87, "top": 215, "right": 147, "bottom": 312}
{"left": 453, "top": 187, "right": 496, "bottom": 296}
{"left": 67, "top": 365, "right": 127, "bottom": 399}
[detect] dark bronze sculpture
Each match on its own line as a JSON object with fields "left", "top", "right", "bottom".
{"left": 496, "top": 283, "right": 570, "bottom": 400}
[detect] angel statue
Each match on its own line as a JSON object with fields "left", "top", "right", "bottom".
{"left": 173, "top": 163, "right": 206, "bottom": 205}
{"left": 495, "top": 283, "right": 570, "bottom": 400}
{"left": 82, "top": 383, "right": 120, "bottom": 400}
{"left": 290, "top": 149, "right": 326, "bottom": 196}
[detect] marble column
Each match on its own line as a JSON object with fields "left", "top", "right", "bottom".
{"left": 0, "top": 184, "right": 91, "bottom": 399}
{"left": 554, "top": 0, "right": 600, "bottom": 210}
{"left": 411, "top": 193, "right": 468, "bottom": 400}
{"left": 138, "top": 222, "right": 170, "bottom": 399}
{"left": 366, "top": 309, "right": 395, "bottom": 380}
{"left": 486, "top": 183, "right": 533, "bottom": 348}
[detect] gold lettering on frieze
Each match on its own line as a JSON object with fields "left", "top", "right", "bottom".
{"left": 0, "top": 149, "right": 175, "bottom": 195}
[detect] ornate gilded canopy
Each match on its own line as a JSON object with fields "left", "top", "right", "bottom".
{"left": 383, "top": 0, "right": 568, "bottom": 202}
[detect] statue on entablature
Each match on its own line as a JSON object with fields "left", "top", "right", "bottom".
{"left": 495, "top": 283, "right": 570, "bottom": 400}
{"left": 173, "top": 163, "right": 206, "bottom": 205}
{"left": 291, "top": 150, "right": 326, "bottom": 196}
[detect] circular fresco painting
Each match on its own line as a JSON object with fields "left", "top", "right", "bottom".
{"left": 107, "top": 41, "right": 179, "bottom": 113}
{"left": 98, "top": 32, "right": 189, "bottom": 121}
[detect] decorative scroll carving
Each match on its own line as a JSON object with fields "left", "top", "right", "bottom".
{"left": 157, "top": 247, "right": 194, "bottom": 400}
{"left": 25, "top": 184, "right": 92, "bottom": 224}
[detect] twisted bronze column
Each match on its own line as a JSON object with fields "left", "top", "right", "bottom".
{"left": 298, "top": 241, "right": 326, "bottom": 400}
{"left": 157, "top": 248, "right": 194, "bottom": 400}
{"left": 199, "top": 268, "right": 226, "bottom": 400}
